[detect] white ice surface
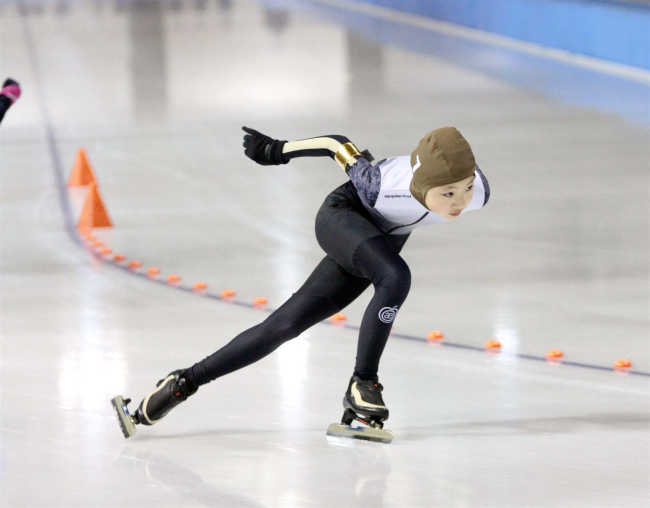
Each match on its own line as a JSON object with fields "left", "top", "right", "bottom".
{"left": 1, "top": 1, "right": 648, "bottom": 507}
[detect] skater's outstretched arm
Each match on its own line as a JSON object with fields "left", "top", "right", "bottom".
{"left": 241, "top": 126, "right": 374, "bottom": 169}
{"left": 281, "top": 135, "right": 370, "bottom": 168}
{"left": 242, "top": 126, "right": 380, "bottom": 205}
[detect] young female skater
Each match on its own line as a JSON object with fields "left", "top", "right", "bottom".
{"left": 112, "top": 126, "right": 490, "bottom": 441}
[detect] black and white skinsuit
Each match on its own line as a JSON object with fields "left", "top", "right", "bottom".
{"left": 184, "top": 134, "right": 490, "bottom": 388}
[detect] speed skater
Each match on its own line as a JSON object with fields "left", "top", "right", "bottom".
{"left": 112, "top": 126, "right": 490, "bottom": 443}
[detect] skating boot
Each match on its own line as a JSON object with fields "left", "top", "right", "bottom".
{"left": 111, "top": 369, "right": 196, "bottom": 438}
{"left": 326, "top": 375, "right": 393, "bottom": 443}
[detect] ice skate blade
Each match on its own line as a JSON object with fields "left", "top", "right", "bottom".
{"left": 326, "top": 423, "right": 393, "bottom": 444}
{"left": 111, "top": 396, "right": 137, "bottom": 439}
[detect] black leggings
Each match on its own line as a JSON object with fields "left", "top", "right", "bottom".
{"left": 0, "top": 95, "right": 11, "bottom": 124}
{"left": 186, "top": 182, "right": 411, "bottom": 387}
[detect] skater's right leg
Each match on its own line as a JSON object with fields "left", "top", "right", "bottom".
{"left": 133, "top": 369, "right": 196, "bottom": 426}
{"left": 112, "top": 255, "right": 370, "bottom": 438}
{"left": 184, "top": 255, "right": 371, "bottom": 388}
{"left": 185, "top": 294, "right": 340, "bottom": 387}
{"left": 111, "top": 369, "right": 197, "bottom": 438}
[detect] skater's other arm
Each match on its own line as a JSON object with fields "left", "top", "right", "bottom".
{"left": 477, "top": 167, "right": 490, "bottom": 207}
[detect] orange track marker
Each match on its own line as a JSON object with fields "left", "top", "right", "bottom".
{"left": 84, "top": 234, "right": 95, "bottom": 242}
{"left": 77, "top": 183, "right": 113, "bottom": 229}
{"left": 193, "top": 282, "right": 207, "bottom": 291}
{"left": 331, "top": 313, "right": 347, "bottom": 322}
{"left": 546, "top": 349, "right": 564, "bottom": 359}
{"left": 100, "top": 247, "right": 112, "bottom": 255}
{"left": 485, "top": 339, "right": 501, "bottom": 350}
{"left": 113, "top": 253, "right": 126, "bottom": 262}
{"left": 253, "top": 297, "right": 268, "bottom": 306}
{"left": 167, "top": 274, "right": 181, "bottom": 283}
{"left": 146, "top": 267, "right": 160, "bottom": 276}
{"left": 68, "top": 148, "right": 97, "bottom": 187}
{"left": 129, "top": 260, "right": 142, "bottom": 269}
{"left": 427, "top": 330, "right": 444, "bottom": 340}
{"left": 614, "top": 359, "right": 632, "bottom": 369}
{"left": 91, "top": 240, "right": 104, "bottom": 248}
{"left": 221, "top": 289, "right": 236, "bottom": 298}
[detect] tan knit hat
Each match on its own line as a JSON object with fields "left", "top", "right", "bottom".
{"left": 409, "top": 127, "right": 476, "bottom": 208}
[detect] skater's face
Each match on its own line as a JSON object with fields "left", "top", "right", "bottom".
{"left": 424, "top": 174, "right": 475, "bottom": 219}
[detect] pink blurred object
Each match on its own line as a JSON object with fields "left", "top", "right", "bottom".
{"left": 1, "top": 84, "right": 21, "bottom": 104}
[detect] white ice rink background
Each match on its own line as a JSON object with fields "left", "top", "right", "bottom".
{"left": 1, "top": 0, "right": 649, "bottom": 506}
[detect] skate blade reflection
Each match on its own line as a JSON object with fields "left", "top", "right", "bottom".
{"left": 111, "top": 395, "right": 137, "bottom": 439}
{"left": 326, "top": 423, "right": 393, "bottom": 444}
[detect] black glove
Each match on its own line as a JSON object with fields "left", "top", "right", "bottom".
{"left": 2, "top": 78, "right": 19, "bottom": 88}
{"left": 242, "top": 126, "right": 288, "bottom": 166}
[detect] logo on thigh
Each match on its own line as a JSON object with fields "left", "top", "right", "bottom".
{"left": 378, "top": 306, "right": 399, "bottom": 324}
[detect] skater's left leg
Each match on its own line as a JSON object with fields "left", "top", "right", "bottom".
{"left": 333, "top": 234, "right": 410, "bottom": 431}
{"left": 349, "top": 235, "right": 412, "bottom": 379}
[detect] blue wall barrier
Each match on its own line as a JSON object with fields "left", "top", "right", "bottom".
{"left": 353, "top": 0, "right": 650, "bottom": 70}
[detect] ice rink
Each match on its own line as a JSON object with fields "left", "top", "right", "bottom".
{"left": 1, "top": 0, "right": 649, "bottom": 506}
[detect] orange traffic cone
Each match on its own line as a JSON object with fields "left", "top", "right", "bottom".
{"left": 68, "top": 148, "right": 96, "bottom": 187}
{"left": 77, "top": 182, "right": 113, "bottom": 229}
